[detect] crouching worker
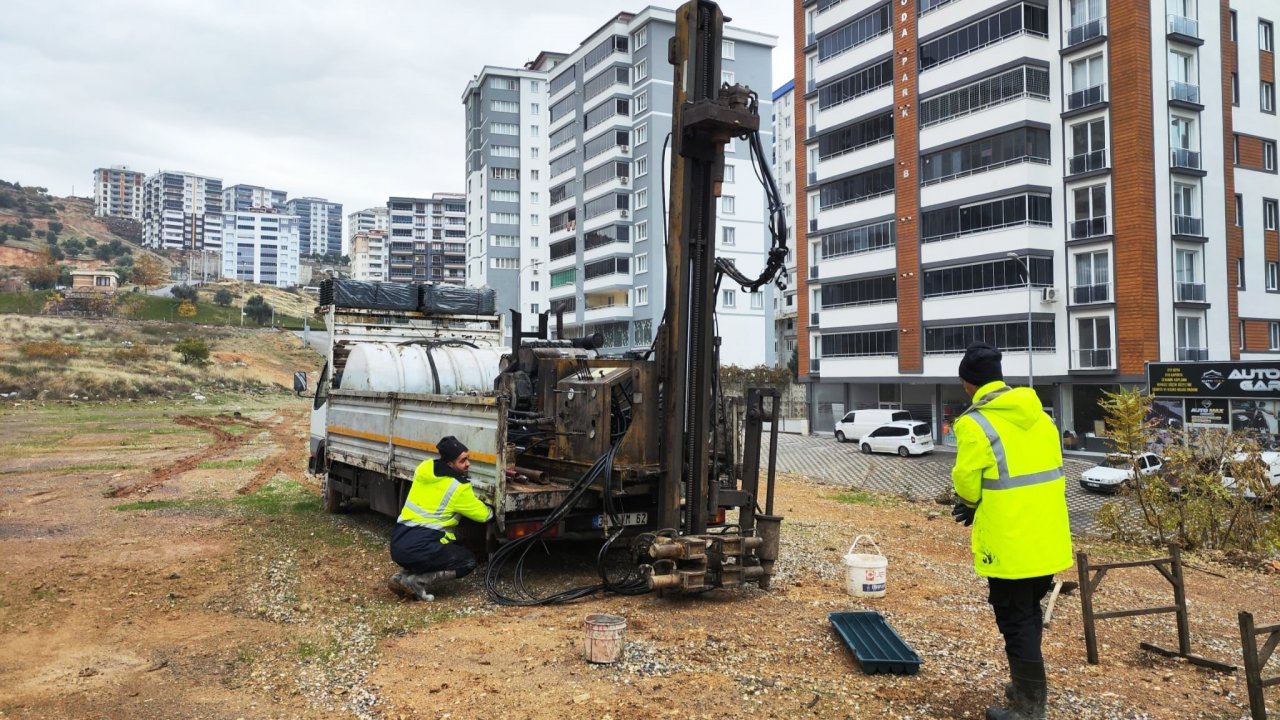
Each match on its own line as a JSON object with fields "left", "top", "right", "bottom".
{"left": 388, "top": 435, "right": 493, "bottom": 601}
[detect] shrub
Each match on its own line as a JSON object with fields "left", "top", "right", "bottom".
{"left": 213, "top": 288, "right": 234, "bottom": 306}
{"left": 111, "top": 344, "right": 150, "bottom": 363}
{"left": 47, "top": 221, "right": 63, "bottom": 235}
{"left": 22, "top": 264, "right": 59, "bottom": 290}
{"left": 171, "top": 285, "right": 198, "bottom": 302}
{"left": 244, "top": 295, "right": 273, "bottom": 325}
{"left": 61, "top": 238, "right": 84, "bottom": 256}
{"left": 19, "top": 341, "right": 81, "bottom": 361}
{"left": 174, "top": 337, "right": 210, "bottom": 364}
{"left": 177, "top": 301, "right": 197, "bottom": 318}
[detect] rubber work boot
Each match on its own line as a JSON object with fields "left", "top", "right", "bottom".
{"left": 986, "top": 659, "right": 1047, "bottom": 720}
{"left": 404, "top": 570, "right": 456, "bottom": 601}
{"left": 386, "top": 572, "right": 415, "bottom": 600}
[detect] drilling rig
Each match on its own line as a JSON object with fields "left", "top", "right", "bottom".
{"left": 308, "top": 0, "right": 790, "bottom": 603}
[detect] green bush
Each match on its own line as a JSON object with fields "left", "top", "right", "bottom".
{"left": 174, "top": 337, "right": 211, "bottom": 365}
{"left": 19, "top": 341, "right": 81, "bottom": 362}
{"left": 213, "top": 288, "right": 234, "bottom": 306}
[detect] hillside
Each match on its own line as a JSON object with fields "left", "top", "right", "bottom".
{"left": 0, "top": 180, "right": 164, "bottom": 272}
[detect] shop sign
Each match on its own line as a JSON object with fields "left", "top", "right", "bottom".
{"left": 1186, "top": 398, "right": 1228, "bottom": 425}
{"left": 1147, "top": 362, "right": 1280, "bottom": 399}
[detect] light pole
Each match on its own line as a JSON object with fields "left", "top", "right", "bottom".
{"left": 1006, "top": 252, "right": 1034, "bottom": 391}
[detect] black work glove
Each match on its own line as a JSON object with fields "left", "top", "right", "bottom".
{"left": 951, "top": 502, "right": 976, "bottom": 527}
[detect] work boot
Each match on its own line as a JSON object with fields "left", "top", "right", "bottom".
{"left": 404, "top": 570, "right": 456, "bottom": 601}
{"left": 386, "top": 572, "right": 414, "bottom": 600}
{"left": 986, "top": 659, "right": 1047, "bottom": 720}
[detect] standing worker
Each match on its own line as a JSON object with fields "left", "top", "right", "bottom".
{"left": 950, "top": 342, "right": 1072, "bottom": 720}
{"left": 388, "top": 436, "right": 493, "bottom": 601}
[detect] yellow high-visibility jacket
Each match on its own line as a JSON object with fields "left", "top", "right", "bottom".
{"left": 952, "top": 381, "right": 1073, "bottom": 579}
{"left": 397, "top": 459, "right": 493, "bottom": 544}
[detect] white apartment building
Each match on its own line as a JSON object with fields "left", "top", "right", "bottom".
{"left": 464, "top": 9, "right": 778, "bottom": 366}
{"left": 386, "top": 194, "right": 467, "bottom": 284}
{"left": 350, "top": 230, "right": 389, "bottom": 282}
{"left": 142, "top": 170, "right": 223, "bottom": 250}
{"left": 285, "top": 197, "right": 344, "bottom": 257}
{"left": 221, "top": 210, "right": 301, "bottom": 287}
{"left": 772, "top": 80, "right": 801, "bottom": 369}
{"left": 223, "top": 184, "right": 287, "bottom": 213}
{"left": 794, "top": 0, "right": 1278, "bottom": 445}
{"left": 347, "top": 206, "right": 389, "bottom": 256}
{"left": 93, "top": 165, "right": 145, "bottom": 221}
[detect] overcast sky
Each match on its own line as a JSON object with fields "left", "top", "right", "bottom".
{"left": 0, "top": 0, "right": 792, "bottom": 224}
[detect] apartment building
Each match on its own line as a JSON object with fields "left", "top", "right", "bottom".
{"left": 220, "top": 210, "right": 300, "bottom": 287}
{"left": 350, "top": 230, "right": 389, "bottom": 282}
{"left": 772, "top": 80, "right": 801, "bottom": 369}
{"left": 385, "top": 194, "right": 467, "bottom": 284}
{"left": 794, "top": 0, "right": 1277, "bottom": 444}
{"left": 223, "top": 184, "right": 287, "bottom": 213}
{"left": 93, "top": 165, "right": 145, "bottom": 221}
{"left": 285, "top": 197, "right": 344, "bottom": 257}
{"left": 464, "top": 9, "right": 777, "bottom": 366}
{"left": 347, "top": 206, "right": 389, "bottom": 252}
{"left": 142, "top": 170, "right": 223, "bottom": 250}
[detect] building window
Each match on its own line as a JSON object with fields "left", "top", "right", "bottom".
{"left": 1076, "top": 316, "right": 1112, "bottom": 368}
{"left": 491, "top": 145, "right": 519, "bottom": 158}
{"left": 751, "top": 292, "right": 764, "bottom": 310}
{"left": 818, "top": 59, "right": 892, "bottom": 110}
{"left": 724, "top": 164, "right": 735, "bottom": 183}
{"left": 634, "top": 58, "right": 648, "bottom": 83}
{"left": 1177, "top": 316, "right": 1204, "bottom": 359}
{"left": 1175, "top": 248, "right": 1204, "bottom": 302}
{"left": 722, "top": 196, "right": 735, "bottom": 214}
{"left": 921, "top": 126, "right": 1051, "bottom": 184}
{"left": 1262, "top": 20, "right": 1275, "bottom": 52}
{"left": 636, "top": 189, "right": 648, "bottom": 209}
{"left": 636, "top": 90, "right": 649, "bottom": 114}
{"left": 821, "top": 220, "right": 896, "bottom": 259}
{"left": 722, "top": 70, "right": 735, "bottom": 85}
{"left": 636, "top": 252, "right": 648, "bottom": 274}
{"left": 530, "top": 147, "right": 540, "bottom": 159}
{"left": 722, "top": 226, "right": 736, "bottom": 245}
{"left": 1073, "top": 250, "right": 1110, "bottom": 304}
{"left": 1239, "top": 257, "right": 1247, "bottom": 289}
{"left": 530, "top": 214, "right": 539, "bottom": 225}
{"left": 1264, "top": 82, "right": 1276, "bottom": 113}
{"left": 818, "top": 5, "right": 890, "bottom": 62}
{"left": 491, "top": 257, "right": 520, "bottom": 270}
{"left": 1265, "top": 199, "right": 1279, "bottom": 230}
{"left": 1067, "top": 54, "right": 1106, "bottom": 109}
{"left": 1230, "top": 10, "right": 1238, "bottom": 41}
{"left": 636, "top": 156, "right": 648, "bottom": 177}
{"left": 722, "top": 39, "right": 735, "bottom": 59}
{"left": 636, "top": 285, "right": 649, "bottom": 306}
{"left": 491, "top": 122, "right": 519, "bottom": 135}
{"left": 529, "top": 80, "right": 541, "bottom": 92}
{"left": 1069, "top": 118, "right": 1107, "bottom": 174}
{"left": 1071, "top": 184, "right": 1109, "bottom": 239}
{"left": 490, "top": 100, "right": 519, "bottom": 113}
{"left": 635, "top": 123, "right": 648, "bottom": 145}
{"left": 530, "top": 192, "right": 540, "bottom": 204}
{"left": 1272, "top": 322, "right": 1280, "bottom": 351}
{"left": 531, "top": 169, "right": 540, "bottom": 180}
{"left": 1266, "top": 141, "right": 1278, "bottom": 171}
{"left": 922, "top": 193, "right": 1053, "bottom": 242}
{"left": 819, "top": 165, "right": 895, "bottom": 209}
{"left": 923, "top": 256, "right": 1053, "bottom": 298}
{"left": 530, "top": 125, "right": 541, "bottom": 137}
{"left": 1236, "top": 193, "right": 1244, "bottom": 227}
{"left": 820, "top": 330, "right": 897, "bottom": 358}
{"left": 530, "top": 280, "right": 540, "bottom": 292}
{"left": 1172, "top": 182, "right": 1201, "bottom": 235}
{"left": 1232, "top": 73, "right": 1240, "bottom": 106}
{"left": 924, "top": 319, "right": 1056, "bottom": 354}
{"left": 635, "top": 222, "right": 648, "bottom": 242}
{"left": 531, "top": 103, "right": 540, "bottom": 114}
{"left": 919, "top": 4, "right": 1049, "bottom": 70}
{"left": 490, "top": 189, "right": 519, "bottom": 203}
{"left": 633, "top": 26, "right": 648, "bottom": 50}
{"left": 822, "top": 275, "right": 897, "bottom": 308}
{"left": 722, "top": 289, "right": 736, "bottom": 308}
{"left": 920, "top": 65, "right": 1049, "bottom": 128}
{"left": 1270, "top": 263, "right": 1280, "bottom": 291}
{"left": 488, "top": 77, "right": 518, "bottom": 91}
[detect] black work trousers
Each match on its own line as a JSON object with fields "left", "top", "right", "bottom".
{"left": 988, "top": 575, "right": 1054, "bottom": 663}
{"left": 391, "top": 525, "right": 479, "bottom": 578}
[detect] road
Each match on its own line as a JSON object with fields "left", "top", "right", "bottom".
{"left": 295, "top": 329, "right": 328, "bottom": 355}
{"left": 772, "top": 433, "right": 1109, "bottom": 532}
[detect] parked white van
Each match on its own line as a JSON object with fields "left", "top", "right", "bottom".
{"left": 834, "top": 409, "right": 912, "bottom": 443}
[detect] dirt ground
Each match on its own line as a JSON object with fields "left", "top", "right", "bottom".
{"left": 2, "top": 396, "right": 1280, "bottom": 720}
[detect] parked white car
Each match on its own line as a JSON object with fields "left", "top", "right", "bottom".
{"left": 835, "top": 409, "right": 912, "bottom": 443}
{"left": 858, "top": 421, "right": 934, "bottom": 457}
{"left": 1079, "top": 452, "right": 1164, "bottom": 493}
{"left": 1221, "top": 452, "right": 1280, "bottom": 501}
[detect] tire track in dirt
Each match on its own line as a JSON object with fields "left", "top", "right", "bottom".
{"left": 235, "top": 409, "right": 308, "bottom": 496}
{"left": 104, "top": 414, "right": 271, "bottom": 498}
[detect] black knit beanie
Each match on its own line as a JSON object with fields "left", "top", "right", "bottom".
{"left": 437, "top": 435, "right": 468, "bottom": 464}
{"left": 959, "top": 342, "right": 1004, "bottom": 387}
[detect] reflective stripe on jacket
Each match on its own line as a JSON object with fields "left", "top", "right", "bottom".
{"left": 952, "top": 380, "right": 1073, "bottom": 579}
{"left": 397, "top": 459, "right": 493, "bottom": 543}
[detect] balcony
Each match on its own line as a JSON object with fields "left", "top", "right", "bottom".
{"left": 1065, "top": 83, "right": 1107, "bottom": 111}
{"left": 1176, "top": 282, "right": 1207, "bottom": 303}
{"left": 1076, "top": 348, "right": 1113, "bottom": 369}
{"left": 1173, "top": 214, "right": 1203, "bottom": 236}
{"left": 1064, "top": 16, "right": 1107, "bottom": 48}
{"left": 1070, "top": 215, "right": 1110, "bottom": 240}
{"left": 1068, "top": 148, "right": 1108, "bottom": 175}
{"left": 1072, "top": 283, "right": 1110, "bottom": 304}
{"left": 1177, "top": 347, "right": 1208, "bottom": 361}
{"left": 1170, "top": 147, "right": 1201, "bottom": 170}
{"left": 1167, "top": 14, "right": 1199, "bottom": 40}
{"left": 1169, "top": 81, "right": 1201, "bottom": 105}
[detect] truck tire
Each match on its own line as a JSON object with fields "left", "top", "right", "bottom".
{"left": 322, "top": 475, "right": 347, "bottom": 514}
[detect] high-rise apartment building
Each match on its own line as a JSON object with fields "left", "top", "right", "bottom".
{"left": 464, "top": 9, "right": 778, "bottom": 365}
{"left": 142, "top": 171, "right": 223, "bottom": 250}
{"left": 771, "top": 80, "right": 801, "bottom": 369}
{"left": 350, "top": 230, "right": 389, "bottom": 282}
{"left": 285, "top": 197, "right": 344, "bottom": 257}
{"left": 794, "top": 0, "right": 1279, "bottom": 443}
{"left": 347, "top": 206, "right": 389, "bottom": 249}
{"left": 221, "top": 210, "right": 300, "bottom": 287}
{"left": 223, "top": 184, "right": 287, "bottom": 213}
{"left": 93, "top": 165, "right": 145, "bottom": 221}
{"left": 386, "top": 194, "right": 467, "bottom": 284}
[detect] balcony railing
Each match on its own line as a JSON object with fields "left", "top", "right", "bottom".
{"left": 1173, "top": 214, "right": 1203, "bottom": 236}
{"left": 1170, "top": 81, "right": 1200, "bottom": 104}
{"left": 1167, "top": 14, "right": 1198, "bottom": 38}
{"left": 1072, "top": 283, "right": 1110, "bottom": 304}
{"left": 1177, "top": 347, "right": 1208, "bottom": 361}
{"left": 1069, "top": 148, "right": 1108, "bottom": 174}
{"left": 1066, "top": 83, "right": 1107, "bottom": 111}
{"left": 1070, "top": 215, "right": 1110, "bottom": 240}
{"left": 1176, "top": 282, "right": 1207, "bottom": 302}
{"left": 1064, "top": 16, "right": 1107, "bottom": 47}
{"left": 1170, "top": 147, "right": 1201, "bottom": 170}
{"left": 1077, "top": 348, "right": 1112, "bottom": 369}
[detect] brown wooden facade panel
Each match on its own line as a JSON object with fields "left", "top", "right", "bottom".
{"left": 1223, "top": 0, "right": 1243, "bottom": 359}
{"left": 1262, "top": 50, "right": 1275, "bottom": 84}
{"left": 794, "top": 0, "right": 811, "bottom": 379}
{"left": 893, "top": 0, "right": 921, "bottom": 374}
{"left": 1242, "top": 319, "right": 1274, "bottom": 351}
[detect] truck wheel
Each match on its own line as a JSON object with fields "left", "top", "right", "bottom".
{"left": 322, "top": 476, "right": 346, "bottom": 514}
{"left": 835, "top": 431, "right": 846, "bottom": 443}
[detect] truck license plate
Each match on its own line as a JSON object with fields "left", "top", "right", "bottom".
{"left": 593, "top": 512, "right": 648, "bottom": 528}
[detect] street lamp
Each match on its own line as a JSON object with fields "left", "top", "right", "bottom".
{"left": 1006, "top": 251, "right": 1033, "bottom": 391}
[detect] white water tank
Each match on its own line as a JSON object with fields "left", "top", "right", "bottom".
{"left": 340, "top": 342, "right": 505, "bottom": 395}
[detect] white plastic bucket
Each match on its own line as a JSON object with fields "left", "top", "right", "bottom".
{"left": 583, "top": 613, "right": 626, "bottom": 664}
{"left": 844, "top": 535, "right": 888, "bottom": 598}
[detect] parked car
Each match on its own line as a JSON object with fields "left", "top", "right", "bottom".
{"left": 835, "top": 409, "right": 911, "bottom": 443}
{"left": 1219, "top": 452, "right": 1280, "bottom": 501}
{"left": 1079, "top": 452, "right": 1164, "bottom": 493}
{"left": 859, "top": 421, "right": 934, "bottom": 457}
